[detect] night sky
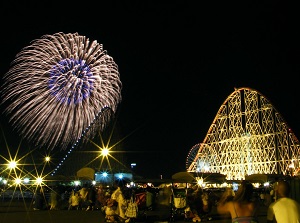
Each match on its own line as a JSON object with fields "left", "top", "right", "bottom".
{"left": 1, "top": 1, "right": 300, "bottom": 179}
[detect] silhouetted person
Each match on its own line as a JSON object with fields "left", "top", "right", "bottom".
{"left": 49, "top": 186, "right": 59, "bottom": 210}
{"left": 86, "top": 185, "right": 97, "bottom": 211}
{"left": 33, "top": 188, "right": 44, "bottom": 210}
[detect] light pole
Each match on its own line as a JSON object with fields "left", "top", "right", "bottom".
{"left": 131, "top": 163, "right": 136, "bottom": 181}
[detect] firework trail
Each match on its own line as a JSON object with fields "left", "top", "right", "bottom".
{"left": 1, "top": 32, "right": 122, "bottom": 151}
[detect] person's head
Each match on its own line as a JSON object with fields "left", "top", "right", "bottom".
{"left": 233, "top": 180, "right": 254, "bottom": 202}
{"left": 275, "top": 180, "right": 290, "bottom": 198}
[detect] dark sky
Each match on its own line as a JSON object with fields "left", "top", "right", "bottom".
{"left": 1, "top": 1, "right": 300, "bottom": 179}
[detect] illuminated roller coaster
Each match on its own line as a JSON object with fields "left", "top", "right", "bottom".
{"left": 186, "top": 87, "right": 300, "bottom": 180}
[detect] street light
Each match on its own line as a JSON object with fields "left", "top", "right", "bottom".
{"left": 8, "top": 161, "right": 17, "bottom": 169}
{"left": 15, "top": 178, "right": 22, "bottom": 185}
{"left": 45, "top": 156, "right": 51, "bottom": 162}
{"left": 34, "top": 177, "right": 44, "bottom": 186}
{"left": 130, "top": 163, "right": 136, "bottom": 182}
{"left": 101, "top": 148, "right": 109, "bottom": 156}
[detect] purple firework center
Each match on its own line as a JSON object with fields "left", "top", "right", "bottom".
{"left": 49, "top": 58, "right": 94, "bottom": 105}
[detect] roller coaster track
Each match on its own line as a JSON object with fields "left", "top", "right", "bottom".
{"left": 186, "top": 87, "right": 300, "bottom": 180}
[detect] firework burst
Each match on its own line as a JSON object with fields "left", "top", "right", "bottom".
{"left": 1, "top": 32, "right": 122, "bottom": 151}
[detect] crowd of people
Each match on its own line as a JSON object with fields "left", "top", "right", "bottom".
{"left": 32, "top": 184, "right": 108, "bottom": 211}
{"left": 101, "top": 180, "right": 156, "bottom": 223}
{"left": 31, "top": 180, "right": 148, "bottom": 222}
{"left": 30, "top": 179, "right": 300, "bottom": 223}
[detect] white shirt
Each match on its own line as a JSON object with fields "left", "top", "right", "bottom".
{"left": 267, "top": 197, "right": 300, "bottom": 223}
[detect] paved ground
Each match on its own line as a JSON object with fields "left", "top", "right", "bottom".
{"left": 0, "top": 199, "right": 104, "bottom": 223}
{"left": 0, "top": 199, "right": 268, "bottom": 223}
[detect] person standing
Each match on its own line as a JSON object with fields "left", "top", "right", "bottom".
{"left": 79, "top": 185, "right": 89, "bottom": 210}
{"left": 86, "top": 185, "right": 97, "bottom": 211}
{"left": 217, "top": 180, "right": 259, "bottom": 223}
{"left": 49, "top": 186, "right": 59, "bottom": 210}
{"left": 146, "top": 186, "right": 154, "bottom": 210}
{"left": 68, "top": 190, "right": 81, "bottom": 210}
{"left": 96, "top": 184, "right": 107, "bottom": 210}
{"left": 267, "top": 180, "right": 300, "bottom": 223}
{"left": 111, "top": 180, "right": 128, "bottom": 221}
{"left": 125, "top": 190, "right": 138, "bottom": 223}
{"left": 33, "top": 187, "right": 44, "bottom": 211}
{"left": 189, "top": 187, "right": 205, "bottom": 222}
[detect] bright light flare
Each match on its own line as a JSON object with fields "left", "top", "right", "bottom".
{"left": 8, "top": 161, "right": 17, "bottom": 169}
{"left": 196, "top": 177, "right": 204, "bottom": 186}
{"left": 74, "top": 180, "right": 80, "bottom": 186}
{"left": 15, "top": 178, "right": 22, "bottom": 185}
{"left": 101, "top": 148, "right": 109, "bottom": 156}
{"left": 35, "top": 177, "right": 43, "bottom": 185}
